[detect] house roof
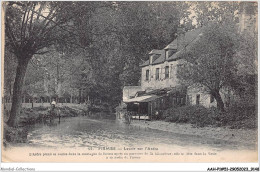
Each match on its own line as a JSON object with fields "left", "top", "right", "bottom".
{"left": 140, "top": 50, "right": 164, "bottom": 67}
{"left": 149, "top": 49, "right": 163, "bottom": 55}
{"left": 140, "top": 27, "right": 203, "bottom": 67}
{"left": 138, "top": 95, "right": 162, "bottom": 103}
{"left": 167, "top": 50, "right": 181, "bottom": 61}
{"left": 168, "top": 28, "right": 203, "bottom": 61}
{"left": 140, "top": 60, "right": 150, "bottom": 67}
{"left": 135, "top": 91, "right": 146, "bottom": 97}
{"left": 123, "top": 95, "right": 162, "bottom": 103}
{"left": 123, "top": 86, "right": 142, "bottom": 89}
{"left": 140, "top": 50, "right": 165, "bottom": 67}
{"left": 124, "top": 86, "right": 186, "bottom": 103}
{"left": 145, "top": 87, "right": 172, "bottom": 95}
{"left": 153, "top": 52, "right": 165, "bottom": 65}
{"left": 164, "top": 39, "right": 177, "bottom": 50}
{"left": 181, "top": 28, "right": 202, "bottom": 46}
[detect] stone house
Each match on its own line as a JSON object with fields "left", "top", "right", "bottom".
{"left": 122, "top": 4, "right": 257, "bottom": 118}
{"left": 137, "top": 27, "right": 224, "bottom": 108}
{"left": 122, "top": 28, "right": 215, "bottom": 119}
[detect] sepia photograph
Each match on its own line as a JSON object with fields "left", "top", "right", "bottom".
{"left": 1, "top": 0, "right": 258, "bottom": 166}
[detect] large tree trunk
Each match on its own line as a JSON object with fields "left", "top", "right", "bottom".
{"left": 212, "top": 91, "right": 225, "bottom": 112}
{"left": 7, "top": 57, "right": 30, "bottom": 127}
{"left": 9, "top": 81, "right": 12, "bottom": 103}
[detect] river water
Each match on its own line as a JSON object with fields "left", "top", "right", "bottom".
{"left": 19, "top": 116, "right": 255, "bottom": 151}
{"left": 3, "top": 116, "right": 257, "bottom": 162}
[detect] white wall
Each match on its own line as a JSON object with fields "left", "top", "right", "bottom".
{"left": 187, "top": 85, "right": 233, "bottom": 108}
{"left": 187, "top": 87, "right": 217, "bottom": 108}
{"left": 122, "top": 86, "right": 143, "bottom": 101}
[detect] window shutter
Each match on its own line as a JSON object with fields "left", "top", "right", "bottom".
{"left": 162, "top": 67, "right": 165, "bottom": 80}
{"left": 170, "top": 65, "right": 174, "bottom": 78}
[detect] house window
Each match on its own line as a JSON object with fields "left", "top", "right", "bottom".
{"left": 165, "top": 66, "right": 169, "bottom": 79}
{"left": 181, "top": 98, "right": 185, "bottom": 105}
{"left": 186, "top": 95, "right": 192, "bottom": 105}
{"left": 196, "top": 94, "right": 200, "bottom": 105}
{"left": 146, "top": 70, "right": 149, "bottom": 81}
{"left": 173, "top": 97, "right": 177, "bottom": 105}
{"left": 210, "top": 94, "right": 214, "bottom": 103}
{"left": 156, "top": 68, "right": 159, "bottom": 80}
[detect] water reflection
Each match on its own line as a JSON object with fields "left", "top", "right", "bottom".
{"left": 25, "top": 116, "right": 256, "bottom": 151}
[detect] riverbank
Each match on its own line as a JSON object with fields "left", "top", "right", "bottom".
{"left": 130, "top": 120, "right": 257, "bottom": 145}
{"left": 3, "top": 116, "right": 258, "bottom": 163}
{"left": 3, "top": 106, "right": 85, "bottom": 144}
{"left": 3, "top": 104, "right": 115, "bottom": 144}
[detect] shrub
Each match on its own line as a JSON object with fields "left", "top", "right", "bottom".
{"left": 223, "top": 103, "right": 257, "bottom": 129}
{"left": 32, "top": 106, "right": 48, "bottom": 111}
{"left": 162, "top": 104, "right": 257, "bottom": 129}
{"left": 163, "top": 105, "right": 215, "bottom": 127}
{"left": 59, "top": 106, "right": 80, "bottom": 117}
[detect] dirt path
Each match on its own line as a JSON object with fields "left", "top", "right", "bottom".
{"left": 131, "top": 120, "right": 257, "bottom": 145}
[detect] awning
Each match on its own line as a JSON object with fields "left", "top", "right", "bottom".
{"left": 124, "top": 95, "right": 161, "bottom": 103}
{"left": 167, "top": 86, "right": 187, "bottom": 95}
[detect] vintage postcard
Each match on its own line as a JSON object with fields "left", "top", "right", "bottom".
{"left": 1, "top": 1, "right": 258, "bottom": 164}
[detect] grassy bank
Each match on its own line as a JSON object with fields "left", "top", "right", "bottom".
{"left": 3, "top": 104, "right": 116, "bottom": 144}
{"left": 129, "top": 104, "right": 257, "bottom": 145}
{"left": 3, "top": 106, "right": 85, "bottom": 144}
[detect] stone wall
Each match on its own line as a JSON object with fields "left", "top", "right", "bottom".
{"left": 187, "top": 85, "right": 234, "bottom": 108}
{"left": 141, "top": 60, "right": 181, "bottom": 90}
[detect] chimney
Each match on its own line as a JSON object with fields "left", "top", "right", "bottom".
{"left": 177, "top": 27, "right": 185, "bottom": 51}
{"left": 149, "top": 54, "right": 153, "bottom": 64}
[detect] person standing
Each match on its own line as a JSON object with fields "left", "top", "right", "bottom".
{"left": 50, "top": 99, "right": 57, "bottom": 122}
{"left": 51, "top": 99, "right": 56, "bottom": 108}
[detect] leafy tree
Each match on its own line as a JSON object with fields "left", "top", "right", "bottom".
{"left": 4, "top": 2, "right": 84, "bottom": 126}
{"left": 116, "top": 2, "right": 192, "bottom": 86}
{"left": 231, "top": 29, "right": 257, "bottom": 105}
{"left": 73, "top": 2, "right": 193, "bottom": 104}
{"left": 177, "top": 22, "right": 239, "bottom": 111}
{"left": 188, "top": 2, "right": 258, "bottom": 109}
{"left": 23, "top": 58, "right": 46, "bottom": 102}
{"left": 5, "top": 1, "right": 228, "bottom": 122}
{"left": 193, "top": 1, "right": 240, "bottom": 26}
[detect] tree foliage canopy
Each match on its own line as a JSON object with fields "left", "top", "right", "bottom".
{"left": 4, "top": 1, "right": 257, "bottom": 125}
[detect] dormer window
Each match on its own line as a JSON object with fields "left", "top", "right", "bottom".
{"left": 166, "top": 49, "right": 177, "bottom": 59}
{"left": 148, "top": 50, "right": 161, "bottom": 65}
{"left": 164, "top": 46, "right": 177, "bottom": 60}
